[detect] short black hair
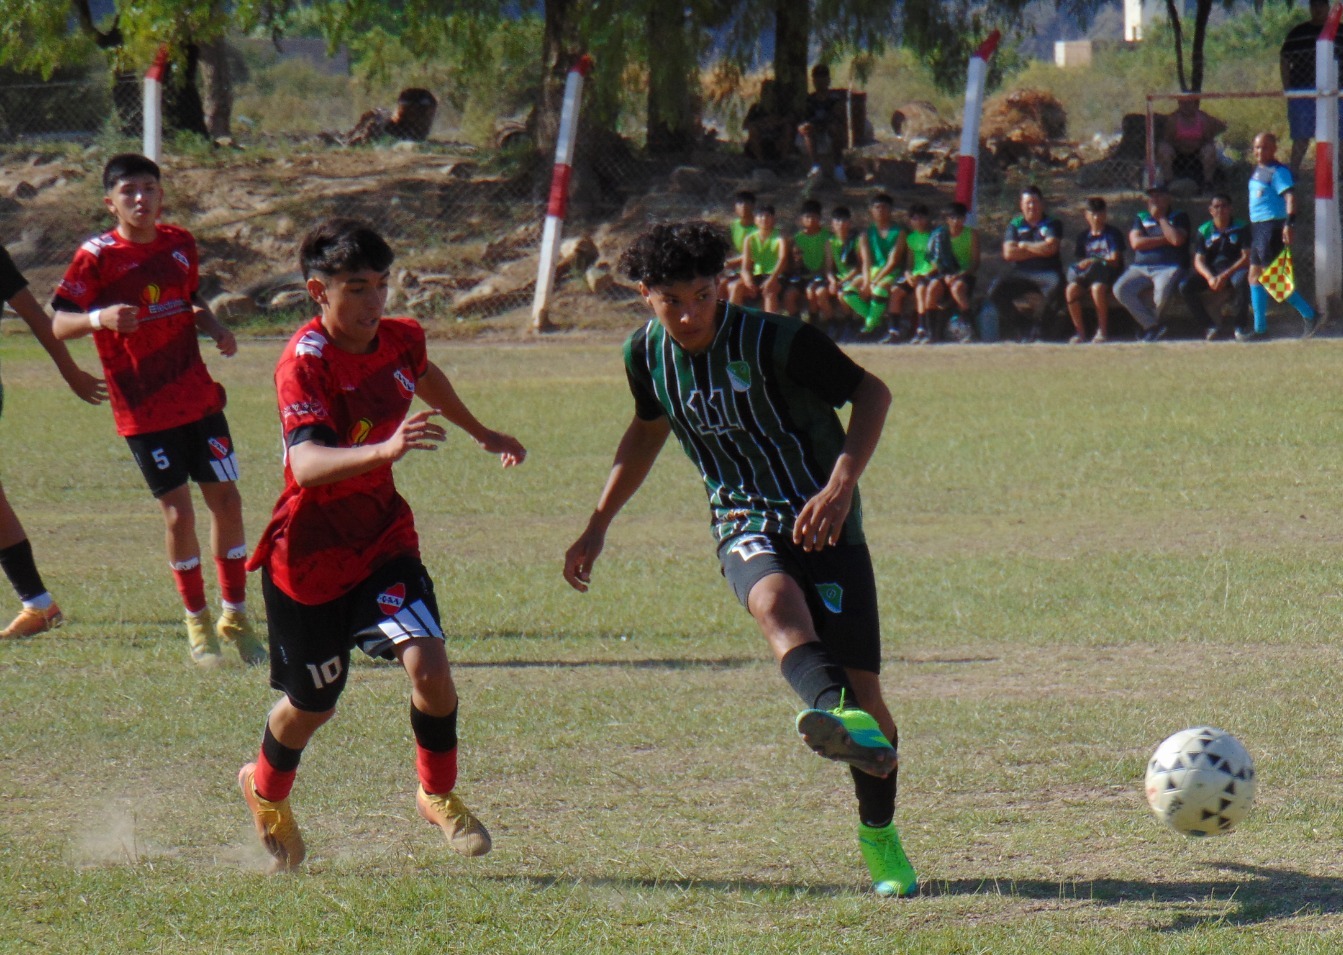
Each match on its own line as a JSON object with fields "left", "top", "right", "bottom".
{"left": 812, "top": 63, "right": 831, "bottom": 78}
{"left": 945, "top": 201, "right": 968, "bottom": 217}
{"left": 800, "top": 199, "right": 823, "bottom": 216}
{"left": 756, "top": 204, "right": 776, "bottom": 217}
{"left": 734, "top": 190, "right": 756, "bottom": 205}
{"left": 871, "top": 193, "right": 894, "bottom": 206}
{"left": 1211, "top": 191, "right": 1234, "bottom": 205}
{"left": 1021, "top": 185, "right": 1044, "bottom": 200}
{"left": 831, "top": 205, "right": 852, "bottom": 220}
{"left": 1085, "top": 196, "right": 1107, "bottom": 213}
{"left": 908, "top": 203, "right": 930, "bottom": 217}
{"left": 619, "top": 221, "right": 729, "bottom": 286}
{"left": 299, "top": 218, "right": 395, "bottom": 279}
{"left": 103, "top": 153, "right": 161, "bottom": 192}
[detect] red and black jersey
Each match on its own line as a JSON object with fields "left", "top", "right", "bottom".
{"left": 52, "top": 224, "right": 223, "bottom": 436}
{"left": 248, "top": 316, "right": 428, "bottom": 605}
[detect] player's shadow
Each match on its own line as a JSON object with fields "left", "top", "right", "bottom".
{"left": 928, "top": 863, "right": 1343, "bottom": 929}
{"left": 451, "top": 656, "right": 760, "bottom": 671}
{"left": 489, "top": 873, "right": 850, "bottom": 899}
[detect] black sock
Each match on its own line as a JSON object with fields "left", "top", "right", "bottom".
{"left": 852, "top": 729, "right": 899, "bottom": 828}
{"left": 261, "top": 723, "right": 303, "bottom": 773}
{"left": 410, "top": 703, "right": 458, "bottom": 751}
{"left": 780, "top": 642, "right": 853, "bottom": 711}
{"left": 0, "top": 539, "right": 45, "bottom": 602}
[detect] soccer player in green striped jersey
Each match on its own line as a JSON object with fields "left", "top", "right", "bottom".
{"left": 563, "top": 221, "right": 917, "bottom": 898}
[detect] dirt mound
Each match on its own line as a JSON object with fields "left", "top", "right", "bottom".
{"left": 982, "top": 89, "right": 1067, "bottom": 145}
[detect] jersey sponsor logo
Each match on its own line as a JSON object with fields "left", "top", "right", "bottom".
{"left": 296, "top": 330, "right": 328, "bottom": 358}
{"left": 172, "top": 250, "right": 190, "bottom": 270}
{"left": 348, "top": 417, "right": 374, "bottom": 445}
{"left": 142, "top": 284, "right": 162, "bottom": 305}
{"left": 816, "top": 582, "right": 844, "bottom": 614}
{"left": 729, "top": 534, "right": 774, "bottom": 562}
{"left": 281, "top": 399, "right": 327, "bottom": 421}
{"left": 208, "top": 436, "right": 232, "bottom": 459}
{"left": 726, "top": 361, "right": 752, "bottom": 392}
{"left": 393, "top": 368, "right": 415, "bottom": 398}
{"left": 377, "top": 582, "right": 406, "bottom": 616}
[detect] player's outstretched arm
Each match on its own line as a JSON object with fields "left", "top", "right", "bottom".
{"left": 52, "top": 304, "right": 139, "bottom": 339}
{"left": 8, "top": 288, "right": 105, "bottom": 404}
{"left": 192, "top": 293, "right": 237, "bottom": 357}
{"left": 793, "top": 372, "right": 891, "bottom": 552}
{"left": 563, "top": 415, "right": 671, "bottom": 592}
{"left": 288, "top": 409, "right": 447, "bottom": 488}
{"left": 416, "top": 360, "right": 526, "bottom": 467}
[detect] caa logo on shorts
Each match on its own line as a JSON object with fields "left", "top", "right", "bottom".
{"left": 377, "top": 582, "right": 406, "bottom": 616}
{"left": 393, "top": 369, "right": 415, "bottom": 398}
{"left": 208, "top": 436, "right": 231, "bottom": 460}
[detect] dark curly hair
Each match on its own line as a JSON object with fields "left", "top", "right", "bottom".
{"left": 619, "top": 221, "right": 729, "bottom": 286}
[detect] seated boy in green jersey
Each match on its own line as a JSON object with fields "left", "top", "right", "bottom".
{"left": 925, "top": 201, "right": 981, "bottom": 344}
{"left": 563, "top": 220, "right": 917, "bottom": 899}
{"left": 858, "top": 193, "right": 906, "bottom": 339}
{"left": 895, "top": 204, "right": 938, "bottom": 343}
{"left": 730, "top": 204, "right": 788, "bottom": 314}
{"left": 829, "top": 206, "right": 866, "bottom": 340}
{"left": 719, "top": 190, "right": 757, "bottom": 300}
{"left": 785, "top": 199, "right": 835, "bottom": 323}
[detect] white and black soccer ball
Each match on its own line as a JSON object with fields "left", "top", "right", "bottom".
{"left": 1145, "top": 726, "right": 1256, "bottom": 837}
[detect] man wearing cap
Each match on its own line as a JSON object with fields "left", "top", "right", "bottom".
{"left": 1113, "top": 183, "right": 1191, "bottom": 342}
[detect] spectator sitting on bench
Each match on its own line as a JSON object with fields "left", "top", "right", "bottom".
{"left": 1157, "top": 97, "right": 1227, "bottom": 190}
{"left": 925, "top": 201, "right": 981, "bottom": 344}
{"left": 1180, "top": 193, "right": 1250, "bottom": 341}
{"left": 1065, "top": 197, "right": 1126, "bottom": 344}
{"left": 1114, "top": 182, "right": 1191, "bottom": 342}
{"left": 979, "top": 185, "right": 1064, "bottom": 343}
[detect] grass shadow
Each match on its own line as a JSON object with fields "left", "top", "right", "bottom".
{"left": 488, "top": 872, "right": 851, "bottom": 899}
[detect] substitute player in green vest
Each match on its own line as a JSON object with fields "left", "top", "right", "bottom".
{"left": 858, "top": 193, "right": 906, "bottom": 338}
{"left": 563, "top": 221, "right": 917, "bottom": 899}
{"left": 786, "top": 199, "right": 836, "bottom": 323}
{"left": 732, "top": 204, "right": 788, "bottom": 314}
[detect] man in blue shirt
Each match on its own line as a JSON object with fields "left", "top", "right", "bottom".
{"left": 1179, "top": 194, "right": 1250, "bottom": 341}
{"left": 1241, "top": 131, "right": 1318, "bottom": 340}
{"left": 1114, "top": 182, "right": 1190, "bottom": 342}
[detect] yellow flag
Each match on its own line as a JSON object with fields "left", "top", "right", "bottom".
{"left": 1259, "top": 247, "right": 1295, "bottom": 304}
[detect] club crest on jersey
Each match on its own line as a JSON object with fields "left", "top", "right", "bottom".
{"left": 377, "top": 582, "right": 406, "bottom": 616}
{"left": 141, "top": 284, "right": 161, "bottom": 305}
{"left": 207, "top": 436, "right": 231, "bottom": 460}
{"left": 393, "top": 369, "right": 415, "bottom": 398}
{"left": 726, "top": 361, "right": 752, "bottom": 392}
{"left": 172, "top": 250, "right": 190, "bottom": 270}
{"left": 816, "top": 582, "right": 844, "bottom": 614}
{"left": 348, "top": 417, "right": 374, "bottom": 446}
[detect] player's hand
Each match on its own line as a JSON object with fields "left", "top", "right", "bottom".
{"left": 63, "top": 368, "right": 107, "bottom": 405}
{"left": 1283, "top": 224, "right": 1294, "bottom": 246}
{"left": 1209, "top": 273, "right": 1225, "bottom": 292}
{"left": 385, "top": 409, "right": 447, "bottom": 462}
{"left": 214, "top": 326, "right": 238, "bottom": 357}
{"left": 563, "top": 524, "right": 607, "bottom": 592}
{"left": 101, "top": 304, "right": 140, "bottom": 334}
{"left": 476, "top": 429, "right": 527, "bottom": 468}
{"left": 793, "top": 481, "right": 855, "bottom": 552}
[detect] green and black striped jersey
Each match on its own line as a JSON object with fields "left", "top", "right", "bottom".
{"left": 624, "top": 302, "right": 868, "bottom": 544}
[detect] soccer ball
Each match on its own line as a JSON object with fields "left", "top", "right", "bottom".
{"left": 1144, "top": 726, "right": 1256, "bottom": 837}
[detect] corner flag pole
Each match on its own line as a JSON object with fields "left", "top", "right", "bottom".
{"left": 1314, "top": 5, "right": 1343, "bottom": 318}
{"left": 532, "top": 54, "right": 594, "bottom": 332}
{"left": 143, "top": 46, "right": 169, "bottom": 163}
{"left": 954, "top": 31, "right": 1000, "bottom": 226}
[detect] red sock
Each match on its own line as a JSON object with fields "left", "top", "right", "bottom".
{"left": 416, "top": 745, "right": 458, "bottom": 795}
{"left": 253, "top": 749, "right": 298, "bottom": 802}
{"left": 169, "top": 557, "right": 206, "bottom": 614}
{"left": 215, "top": 547, "right": 248, "bottom": 605}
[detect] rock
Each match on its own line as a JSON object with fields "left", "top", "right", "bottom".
{"left": 585, "top": 263, "right": 614, "bottom": 294}
{"left": 484, "top": 222, "right": 542, "bottom": 266}
{"left": 210, "top": 292, "right": 259, "bottom": 324}
{"left": 268, "top": 289, "right": 311, "bottom": 312}
{"left": 0, "top": 196, "right": 24, "bottom": 217}
{"left": 558, "top": 236, "right": 600, "bottom": 275}
{"left": 442, "top": 161, "right": 476, "bottom": 179}
{"left": 668, "top": 165, "right": 712, "bottom": 196}
{"left": 10, "top": 182, "right": 37, "bottom": 200}
{"left": 890, "top": 101, "right": 956, "bottom": 139}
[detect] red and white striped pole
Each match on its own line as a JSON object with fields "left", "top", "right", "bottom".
{"left": 143, "top": 45, "right": 169, "bottom": 163}
{"left": 532, "top": 54, "right": 594, "bottom": 332}
{"left": 954, "top": 31, "right": 1000, "bottom": 226}
{"left": 1314, "top": 4, "right": 1342, "bottom": 317}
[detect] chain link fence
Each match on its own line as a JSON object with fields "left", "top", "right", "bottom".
{"left": 0, "top": 63, "right": 1335, "bottom": 342}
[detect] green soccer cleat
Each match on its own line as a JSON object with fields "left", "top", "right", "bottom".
{"left": 858, "top": 822, "right": 918, "bottom": 897}
{"left": 795, "top": 704, "right": 897, "bottom": 778}
{"left": 217, "top": 608, "right": 267, "bottom": 667}
{"left": 185, "top": 610, "right": 222, "bottom": 668}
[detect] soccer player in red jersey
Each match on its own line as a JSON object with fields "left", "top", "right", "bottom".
{"left": 238, "top": 218, "right": 525, "bottom": 872}
{"left": 0, "top": 243, "right": 106, "bottom": 639}
{"left": 50, "top": 154, "right": 264, "bottom": 668}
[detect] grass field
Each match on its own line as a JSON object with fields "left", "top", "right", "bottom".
{"left": 4, "top": 331, "right": 1343, "bottom": 953}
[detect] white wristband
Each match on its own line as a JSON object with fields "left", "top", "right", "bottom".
{"left": 88, "top": 309, "right": 103, "bottom": 330}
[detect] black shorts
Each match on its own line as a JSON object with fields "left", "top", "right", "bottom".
{"left": 1250, "top": 220, "right": 1285, "bottom": 268}
{"left": 125, "top": 411, "right": 238, "bottom": 498}
{"left": 262, "top": 554, "right": 444, "bottom": 712}
{"left": 718, "top": 532, "right": 882, "bottom": 672}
